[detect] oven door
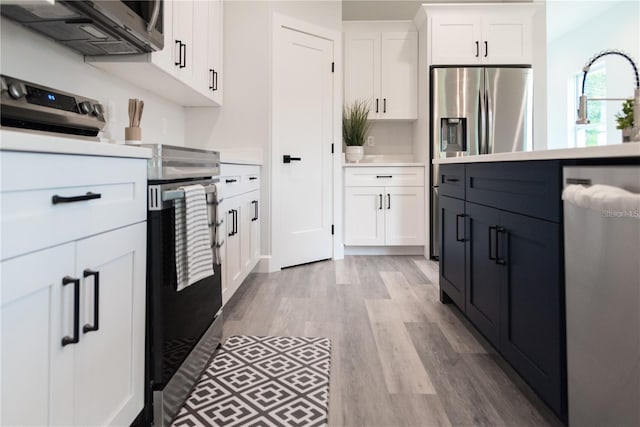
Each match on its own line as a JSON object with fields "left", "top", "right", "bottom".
{"left": 146, "top": 180, "right": 222, "bottom": 389}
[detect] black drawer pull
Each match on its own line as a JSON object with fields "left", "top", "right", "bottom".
{"left": 387, "top": 193, "right": 391, "bottom": 210}
{"left": 83, "top": 269, "right": 100, "bottom": 333}
{"left": 455, "top": 214, "right": 464, "bottom": 242}
{"left": 375, "top": 98, "right": 379, "bottom": 113}
{"left": 376, "top": 175, "right": 393, "bottom": 179}
{"left": 475, "top": 41, "right": 479, "bottom": 57}
{"left": 249, "top": 176, "right": 258, "bottom": 181}
{"left": 225, "top": 179, "right": 237, "bottom": 184}
{"left": 62, "top": 276, "right": 80, "bottom": 347}
{"left": 52, "top": 192, "right": 101, "bottom": 205}
{"left": 445, "top": 178, "right": 460, "bottom": 183}
{"left": 383, "top": 98, "right": 387, "bottom": 113}
{"left": 488, "top": 226, "right": 497, "bottom": 261}
{"left": 252, "top": 200, "right": 259, "bottom": 221}
{"left": 209, "top": 69, "right": 214, "bottom": 90}
{"left": 496, "top": 226, "right": 506, "bottom": 265}
{"left": 228, "top": 210, "right": 235, "bottom": 236}
{"left": 174, "top": 40, "right": 182, "bottom": 66}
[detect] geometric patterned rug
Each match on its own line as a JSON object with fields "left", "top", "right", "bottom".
{"left": 172, "top": 336, "right": 332, "bottom": 427}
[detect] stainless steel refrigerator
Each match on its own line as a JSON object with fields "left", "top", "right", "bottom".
{"left": 430, "top": 66, "right": 533, "bottom": 258}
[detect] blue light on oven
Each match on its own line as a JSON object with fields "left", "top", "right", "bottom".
{"left": 47, "top": 94, "right": 56, "bottom": 101}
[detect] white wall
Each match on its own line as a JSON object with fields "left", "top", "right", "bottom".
{"left": 0, "top": 18, "right": 185, "bottom": 146}
{"left": 184, "top": 1, "right": 342, "bottom": 265}
{"left": 546, "top": 1, "right": 640, "bottom": 149}
{"left": 365, "top": 122, "right": 414, "bottom": 155}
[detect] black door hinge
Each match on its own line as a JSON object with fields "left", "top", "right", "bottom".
{"left": 331, "top": 224, "right": 334, "bottom": 235}
{"left": 331, "top": 62, "right": 334, "bottom": 73}
{"left": 331, "top": 143, "right": 334, "bottom": 154}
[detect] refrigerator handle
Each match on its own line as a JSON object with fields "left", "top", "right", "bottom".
{"left": 485, "top": 86, "right": 492, "bottom": 154}
{"left": 478, "top": 89, "right": 485, "bottom": 155}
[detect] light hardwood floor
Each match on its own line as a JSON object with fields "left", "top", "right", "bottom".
{"left": 222, "top": 256, "right": 563, "bottom": 427}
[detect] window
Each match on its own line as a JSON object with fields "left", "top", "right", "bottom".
{"left": 569, "top": 63, "right": 607, "bottom": 147}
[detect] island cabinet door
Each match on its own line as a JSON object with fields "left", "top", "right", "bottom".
{"left": 465, "top": 201, "right": 501, "bottom": 347}
{"left": 439, "top": 195, "right": 466, "bottom": 310}
{"left": 344, "top": 186, "right": 385, "bottom": 246}
{"left": 498, "top": 210, "right": 563, "bottom": 416}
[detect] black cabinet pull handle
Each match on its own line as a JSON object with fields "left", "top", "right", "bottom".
{"left": 387, "top": 193, "right": 391, "bottom": 210}
{"left": 383, "top": 98, "right": 387, "bottom": 113}
{"left": 252, "top": 200, "right": 258, "bottom": 221}
{"left": 283, "top": 155, "right": 302, "bottom": 163}
{"left": 82, "top": 269, "right": 99, "bottom": 333}
{"left": 484, "top": 41, "right": 488, "bottom": 58}
{"left": 378, "top": 194, "right": 383, "bottom": 210}
{"left": 228, "top": 210, "right": 235, "bottom": 236}
{"left": 456, "top": 214, "right": 464, "bottom": 242}
{"left": 175, "top": 40, "right": 182, "bottom": 66}
{"left": 181, "top": 43, "right": 187, "bottom": 68}
{"left": 233, "top": 209, "right": 238, "bottom": 235}
{"left": 445, "top": 178, "right": 459, "bottom": 183}
{"left": 52, "top": 192, "right": 101, "bottom": 205}
{"left": 225, "top": 178, "right": 237, "bottom": 184}
{"left": 213, "top": 70, "right": 218, "bottom": 91}
{"left": 488, "top": 225, "right": 497, "bottom": 261}
{"left": 375, "top": 98, "right": 379, "bottom": 113}
{"left": 496, "top": 226, "right": 506, "bottom": 265}
{"left": 376, "top": 175, "right": 392, "bottom": 179}
{"left": 475, "top": 41, "right": 479, "bottom": 57}
{"left": 249, "top": 176, "right": 258, "bottom": 181}
{"left": 62, "top": 276, "right": 80, "bottom": 347}
{"left": 209, "top": 69, "right": 214, "bottom": 90}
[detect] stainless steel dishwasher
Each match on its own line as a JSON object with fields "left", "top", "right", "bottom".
{"left": 563, "top": 165, "right": 640, "bottom": 426}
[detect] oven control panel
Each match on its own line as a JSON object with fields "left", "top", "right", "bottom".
{"left": 0, "top": 75, "right": 106, "bottom": 136}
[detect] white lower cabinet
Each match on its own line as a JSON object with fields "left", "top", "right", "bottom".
{"left": 344, "top": 166, "right": 425, "bottom": 246}
{"left": 220, "top": 163, "right": 261, "bottom": 306}
{"left": 0, "top": 147, "right": 148, "bottom": 426}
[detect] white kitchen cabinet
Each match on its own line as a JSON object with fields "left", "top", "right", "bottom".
{"left": 344, "top": 22, "right": 417, "bottom": 120}
{"left": 87, "top": 0, "right": 223, "bottom": 107}
{"left": 429, "top": 5, "right": 533, "bottom": 65}
{"left": 219, "top": 163, "right": 261, "bottom": 306}
{"left": 344, "top": 166, "right": 424, "bottom": 246}
{"left": 0, "top": 149, "right": 147, "bottom": 426}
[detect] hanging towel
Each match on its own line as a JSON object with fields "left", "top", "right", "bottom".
{"left": 175, "top": 184, "right": 215, "bottom": 292}
{"left": 562, "top": 184, "right": 640, "bottom": 214}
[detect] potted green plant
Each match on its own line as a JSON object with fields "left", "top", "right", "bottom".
{"left": 343, "top": 100, "right": 372, "bottom": 162}
{"left": 615, "top": 99, "right": 634, "bottom": 142}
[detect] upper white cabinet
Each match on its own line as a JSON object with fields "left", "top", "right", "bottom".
{"left": 344, "top": 22, "right": 418, "bottom": 120}
{"left": 428, "top": 5, "right": 533, "bottom": 65}
{"left": 87, "top": 0, "right": 223, "bottom": 107}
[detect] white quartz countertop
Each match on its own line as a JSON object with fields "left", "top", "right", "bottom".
{"left": 0, "top": 128, "right": 152, "bottom": 159}
{"left": 343, "top": 162, "right": 425, "bottom": 167}
{"left": 433, "top": 143, "right": 640, "bottom": 164}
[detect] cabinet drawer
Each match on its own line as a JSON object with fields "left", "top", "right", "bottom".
{"left": 0, "top": 151, "right": 147, "bottom": 260}
{"left": 438, "top": 164, "right": 465, "bottom": 199}
{"left": 220, "top": 163, "right": 260, "bottom": 197}
{"left": 344, "top": 166, "right": 424, "bottom": 187}
{"left": 466, "top": 161, "right": 561, "bottom": 222}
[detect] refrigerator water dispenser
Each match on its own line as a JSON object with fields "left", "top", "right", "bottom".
{"left": 440, "top": 118, "right": 467, "bottom": 152}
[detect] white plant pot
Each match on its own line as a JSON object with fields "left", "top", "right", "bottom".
{"left": 345, "top": 146, "right": 364, "bottom": 163}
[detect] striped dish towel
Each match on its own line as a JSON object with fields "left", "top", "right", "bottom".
{"left": 175, "top": 184, "right": 215, "bottom": 291}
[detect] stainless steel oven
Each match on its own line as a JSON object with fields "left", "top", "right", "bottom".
{"left": 140, "top": 145, "right": 223, "bottom": 426}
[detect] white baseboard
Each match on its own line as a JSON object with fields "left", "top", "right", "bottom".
{"left": 253, "top": 255, "right": 278, "bottom": 273}
{"left": 344, "top": 246, "right": 425, "bottom": 256}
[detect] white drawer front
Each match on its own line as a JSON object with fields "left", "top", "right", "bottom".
{"left": 1, "top": 151, "right": 147, "bottom": 260}
{"left": 221, "top": 164, "right": 261, "bottom": 197}
{"left": 345, "top": 166, "right": 425, "bottom": 187}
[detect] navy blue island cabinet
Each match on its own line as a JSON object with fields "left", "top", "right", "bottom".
{"left": 438, "top": 161, "right": 565, "bottom": 421}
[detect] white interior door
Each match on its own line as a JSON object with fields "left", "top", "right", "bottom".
{"left": 273, "top": 24, "right": 334, "bottom": 269}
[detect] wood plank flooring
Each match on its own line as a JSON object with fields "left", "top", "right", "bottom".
{"left": 221, "top": 256, "right": 563, "bottom": 427}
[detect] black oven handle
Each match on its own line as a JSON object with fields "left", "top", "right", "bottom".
{"left": 146, "top": 0, "right": 161, "bottom": 32}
